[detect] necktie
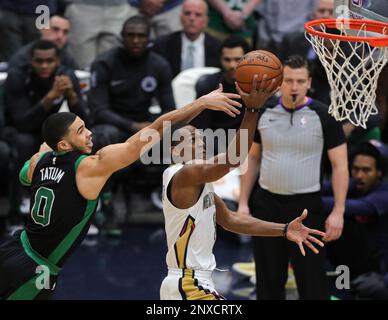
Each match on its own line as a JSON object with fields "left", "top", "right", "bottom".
{"left": 183, "top": 44, "right": 195, "bottom": 70}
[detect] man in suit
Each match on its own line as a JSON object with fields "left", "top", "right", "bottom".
{"left": 153, "top": 0, "right": 220, "bottom": 78}
{"left": 279, "top": 0, "right": 334, "bottom": 61}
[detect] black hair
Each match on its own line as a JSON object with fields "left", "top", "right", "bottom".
{"left": 121, "top": 15, "right": 151, "bottom": 36}
{"left": 42, "top": 112, "right": 77, "bottom": 151}
{"left": 50, "top": 14, "right": 69, "bottom": 21}
{"left": 350, "top": 142, "right": 387, "bottom": 176}
{"left": 170, "top": 124, "right": 195, "bottom": 148}
{"left": 283, "top": 55, "right": 311, "bottom": 76}
{"left": 30, "top": 39, "right": 60, "bottom": 57}
{"left": 220, "top": 35, "right": 251, "bottom": 54}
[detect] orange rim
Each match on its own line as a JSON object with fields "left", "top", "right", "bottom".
{"left": 305, "top": 18, "right": 388, "bottom": 47}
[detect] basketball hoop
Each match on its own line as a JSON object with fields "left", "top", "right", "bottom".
{"left": 305, "top": 18, "right": 388, "bottom": 128}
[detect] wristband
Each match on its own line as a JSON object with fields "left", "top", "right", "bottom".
{"left": 245, "top": 107, "right": 260, "bottom": 113}
{"left": 283, "top": 223, "right": 289, "bottom": 238}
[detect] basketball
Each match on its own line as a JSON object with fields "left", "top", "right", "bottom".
{"left": 236, "top": 50, "right": 283, "bottom": 93}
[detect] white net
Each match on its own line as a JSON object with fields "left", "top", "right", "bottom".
{"left": 305, "top": 21, "right": 388, "bottom": 128}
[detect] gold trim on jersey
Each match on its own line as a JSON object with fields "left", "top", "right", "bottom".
{"left": 174, "top": 215, "right": 195, "bottom": 269}
{"left": 178, "top": 269, "right": 223, "bottom": 300}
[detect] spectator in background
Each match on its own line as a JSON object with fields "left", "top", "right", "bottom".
{"left": 4, "top": 40, "right": 88, "bottom": 229}
{"left": 153, "top": 0, "right": 220, "bottom": 78}
{"left": 279, "top": 0, "right": 334, "bottom": 60}
{"left": 206, "top": 0, "right": 261, "bottom": 44}
{"left": 254, "top": 0, "right": 316, "bottom": 54}
{"left": 89, "top": 16, "right": 175, "bottom": 234}
{"left": 0, "top": 0, "right": 57, "bottom": 62}
{"left": 65, "top": 0, "right": 134, "bottom": 70}
{"left": 323, "top": 142, "right": 388, "bottom": 299}
{"left": 8, "top": 15, "right": 78, "bottom": 71}
{"left": 191, "top": 35, "right": 250, "bottom": 153}
{"left": 128, "top": 0, "right": 183, "bottom": 38}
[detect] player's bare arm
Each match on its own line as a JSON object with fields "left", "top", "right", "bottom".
{"left": 214, "top": 195, "right": 326, "bottom": 256}
{"left": 25, "top": 143, "right": 54, "bottom": 182}
{"left": 76, "top": 86, "right": 242, "bottom": 199}
{"left": 169, "top": 76, "right": 278, "bottom": 209}
{"left": 173, "top": 75, "right": 279, "bottom": 190}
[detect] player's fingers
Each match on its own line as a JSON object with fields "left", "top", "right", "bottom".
{"left": 308, "top": 228, "right": 326, "bottom": 238}
{"left": 224, "top": 92, "right": 242, "bottom": 100}
{"left": 267, "top": 78, "right": 278, "bottom": 93}
{"left": 323, "top": 230, "right": 334, "bottom": 242}
{"left": 224, "top": 96, "right": 242, "bottom": 107}
{"left": 298, "top": 242, "right": 306, "bottom": 257}
{"left": 307, "top": 235, "right": 324, "bottom": 247}
{"left": 234, "top": 82, "right": 247, "bottom": 97}
{"left": 251, "top": 74, "right": 260, "bottom": 92}
{"left": 225, "top": 103, "right": 241, "bottom": 115}
{"left": 304, "top": 239, "right": 319, "bottom": 254}
{"left": 221, "top": 106, "right": 237, "bottom": 117}
{"left": 297, "top": 209, "right": 308, "bottom": 222}
{"left": 257, "top": 74, "right": 267, "bottom": 91}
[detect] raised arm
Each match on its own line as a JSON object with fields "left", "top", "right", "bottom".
{"left": 78, "top": 85, "right": 242, "bottom": 179}
{"left": 173, "top": 75, "right": 277, "bottom": 187}
{"left": 214, "top": 195, "right": 326, "bottom": 256}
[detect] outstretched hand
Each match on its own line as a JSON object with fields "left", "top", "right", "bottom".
{"left": 199, "top": 84, "right": 242, "bottom": 118}
{"left": 235, "top": 74, "right": 280, "bottom": 110}
{"left": 286, "top": 209, "right": 326, "bottom": 256}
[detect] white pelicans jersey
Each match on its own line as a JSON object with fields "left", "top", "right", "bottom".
{"left": 162, "top": 163, "right": 217, "bottom": 271}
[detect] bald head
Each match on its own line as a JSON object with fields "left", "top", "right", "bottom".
{"left": 312, "top": 0, "right": 334, "bottom": 19}
{"left": 180, "top": 0, "right": 208, "bottom": 41}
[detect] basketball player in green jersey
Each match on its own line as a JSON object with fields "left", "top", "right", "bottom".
{"left": 0, "top": 86, "right": 242, "bottom": 300}
{"left": 161, "top": 76, "right": 326, "bottom": 300}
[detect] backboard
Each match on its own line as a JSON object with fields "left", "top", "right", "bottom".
{"left": 334, "top": 0, "right": 388, "bottom": 22}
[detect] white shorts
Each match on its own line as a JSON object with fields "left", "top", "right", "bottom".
{"left": 160, "top": 268, "right": 225, "bottom": 300}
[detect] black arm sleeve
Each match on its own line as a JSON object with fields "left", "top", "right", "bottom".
{"left": 4, "top": 70, "right": 50, "bottom": 132}
{"left": 88, "top": 61, "right": 135, "bottom": 131}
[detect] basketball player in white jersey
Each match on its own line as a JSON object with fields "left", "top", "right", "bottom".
{"left": 160, "top": 76, "right": 326, "bottom": 300}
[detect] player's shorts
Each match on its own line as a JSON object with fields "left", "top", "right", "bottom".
{"left": 0, "top": 231, "right": 58, "bottom": 300}
{"left": 160, "top": 268, "right": 225, "bottom": 300}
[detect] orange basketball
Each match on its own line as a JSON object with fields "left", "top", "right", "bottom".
{"left": 236, "top": 50, "right": 283, "bottom": 93}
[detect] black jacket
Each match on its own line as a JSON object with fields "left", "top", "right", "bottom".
{"left": 4, "top": 65, "right": 88, "bottom": 134}
{"left": 88, "top": 47, "right": 175, "bottom": 130}
{"left": 8, "top": 43, "right": 79, "bottom": 71}
{"left": 153, "top": 31, "right": 220, "bottom": 78}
